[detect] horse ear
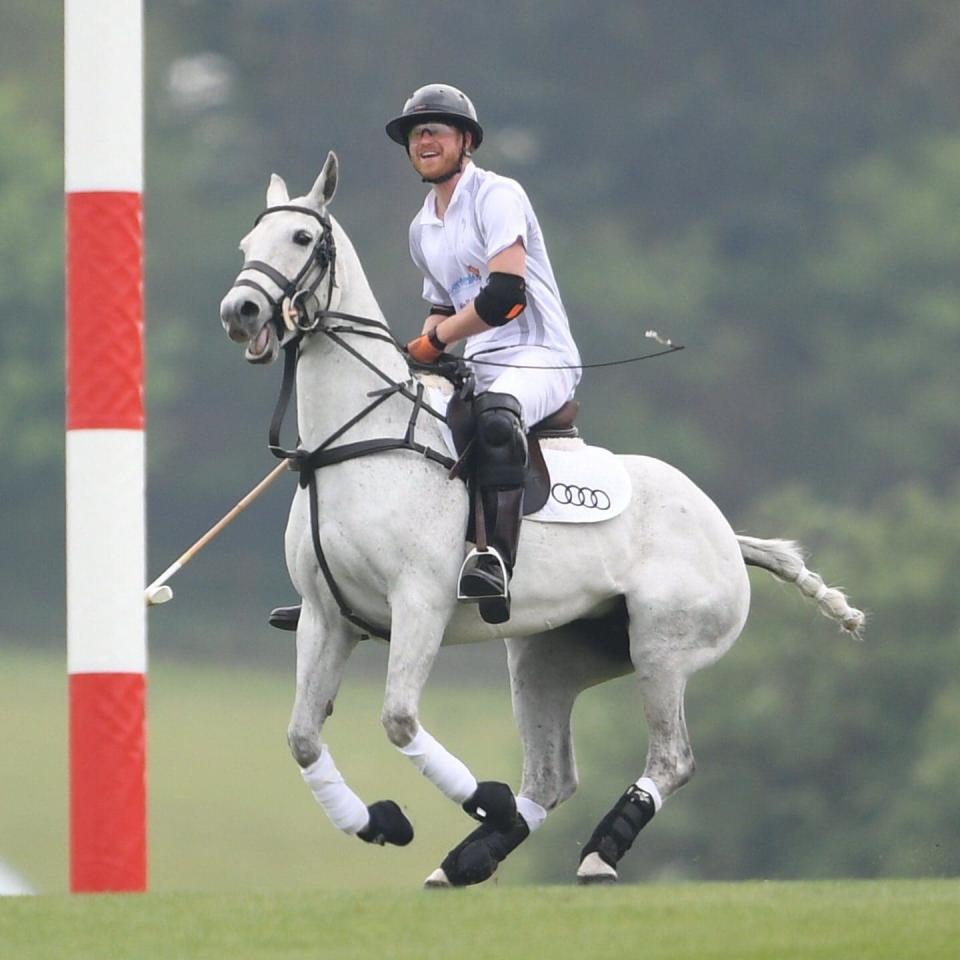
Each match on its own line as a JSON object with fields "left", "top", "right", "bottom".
{"left": 307, "top": 151, "right": 338, "bottom": 208}
{"left": 266, "top": 173, "right": 289, "bottom": 207}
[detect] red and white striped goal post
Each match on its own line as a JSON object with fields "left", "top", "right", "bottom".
{"left": 65, "top": 0, "right": 146, "bottom": 893}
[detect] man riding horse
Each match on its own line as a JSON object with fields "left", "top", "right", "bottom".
{"left": 222, "top": 133, "right": 864, "bottom": 888}
{"left": 271, "top": 83, "right": 581, "bottom": 629}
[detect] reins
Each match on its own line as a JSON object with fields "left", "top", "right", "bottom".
{"left": 464, "top": 344, "right": 685, "bottom": 369}
{"left": 465, "top": 331, "right": 685, "bottom": 370}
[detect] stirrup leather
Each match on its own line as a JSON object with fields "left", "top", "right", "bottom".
{"left": 457, "top": 547, "right": 509, "bottom": 601}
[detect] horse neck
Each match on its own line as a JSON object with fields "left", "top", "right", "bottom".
{"left": 295, "top": 220, "right": 416, "bottom": 449}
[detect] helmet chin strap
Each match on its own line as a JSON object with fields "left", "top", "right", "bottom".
{"left": 420, "top": 142, "right": 471, "bottom": 185}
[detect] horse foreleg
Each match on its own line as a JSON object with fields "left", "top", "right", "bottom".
{"left": 382, "top": 603, "right": 518, "bottom": 843}
{"left": 288, "top": 602, "right": 412, "bottom": 847}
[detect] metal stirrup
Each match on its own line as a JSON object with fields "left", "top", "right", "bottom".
{"left": 456, "top": 547, "right": 509, "bottom": 601}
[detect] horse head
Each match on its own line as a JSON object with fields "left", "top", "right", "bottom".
{"left": 220, "top": 151, "right": 340, "bottom": 364}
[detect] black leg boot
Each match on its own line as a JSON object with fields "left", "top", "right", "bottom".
{"left": 456, "top": 392, "right": 527, "bottom": 624}
{"left": 465, "top": 486, "right": 524, "bottom": 625}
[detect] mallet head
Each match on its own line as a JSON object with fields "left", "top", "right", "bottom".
{"left": 145, "top": 585, "right": 173, "bottom": 606}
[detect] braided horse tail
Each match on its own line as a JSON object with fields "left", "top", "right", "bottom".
{"left": 737, "top": 536, "right": 865, "bottom": 638}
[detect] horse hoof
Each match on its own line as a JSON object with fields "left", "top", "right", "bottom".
{"left": 462, "top": 781, "right": 517, "bottom": 833}
{"left": 357, "top": 800, "right": 414, "bottom": 847}
{"left": 576, "top": 852, "right": 618, "bottom": 885}
{"left": 423, "top": 868, "right": 452, "bottom": 889}
{"left": 577, "top": 873, "right": 618, "bottom": 886}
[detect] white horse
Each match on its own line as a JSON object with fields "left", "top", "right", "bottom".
{"left": 219, "top": 153, "right": 864, "bottom": 886}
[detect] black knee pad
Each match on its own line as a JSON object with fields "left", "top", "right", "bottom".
{"left": 474, "top": 393, "right": 526, "bottom": 487}
{"left": 474, "top": 391, "right": 523, "bottom": 429}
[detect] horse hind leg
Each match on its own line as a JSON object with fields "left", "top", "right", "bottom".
{"left": 576, "top": 668, "right": 691, "bottom": 884}
{"left": 576, "top": 574, "right": 741, "bottom": 884}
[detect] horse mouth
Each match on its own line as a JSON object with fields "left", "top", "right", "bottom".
{"left": 245, "top": 323, "right": 278, "bottom": 364}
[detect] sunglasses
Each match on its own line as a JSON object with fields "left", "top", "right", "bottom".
{"left": 408, "top": 122, "right": 460, "bottom": 143}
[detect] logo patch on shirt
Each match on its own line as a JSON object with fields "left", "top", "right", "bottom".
{"left": 451, "top": 268, "right": 482, "bottom": 300}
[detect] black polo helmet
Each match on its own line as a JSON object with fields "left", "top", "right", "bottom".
{"left": 385, "top": 83, "right": 484, "bottom": 149}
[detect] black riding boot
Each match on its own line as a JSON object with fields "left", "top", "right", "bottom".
{"left": 458, "top": 485, "right": 525, "bottom": 624}
{"left": 457, "top": 392, "right": 527, "bottom": 625}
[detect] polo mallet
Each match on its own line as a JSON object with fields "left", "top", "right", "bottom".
{"left": 144, "top": 461, "right": 289, "bottom": 606}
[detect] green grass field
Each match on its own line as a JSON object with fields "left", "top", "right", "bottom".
{"left": 0, "top": 645, "right": 512, "bottom": 892}
{"left": 2, "top": 881, "right": 958, "bottom": 959}
{"left": 0, "top": 644, "right": 638, "bottom": 893}
{"left": 3, "top": 648, "right": 959, "bottom": 958}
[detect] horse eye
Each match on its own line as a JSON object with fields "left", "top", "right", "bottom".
{"left": 293, "top": 230, "right": 313, "bottom": 246}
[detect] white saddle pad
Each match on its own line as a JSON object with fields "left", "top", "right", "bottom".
{"left": 425, "top": 383, "right": 631, "bottom": 525}
{"left": 528, "top": 440, "right": 631, "bottom": 524}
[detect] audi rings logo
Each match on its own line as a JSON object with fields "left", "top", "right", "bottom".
{"left": 551, "top": 482, "right": 611, "bottom": 510}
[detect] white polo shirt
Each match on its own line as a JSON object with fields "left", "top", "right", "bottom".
{"left": 408, "top": 162, "right": 582, "bottom": 382}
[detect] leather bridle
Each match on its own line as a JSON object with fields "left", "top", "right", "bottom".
{"left": 232, "top": 204, "right": 338, "bottom": 337}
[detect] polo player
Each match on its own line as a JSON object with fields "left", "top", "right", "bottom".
{"left": 396, "top": 83, "right": 582, "bottom": 623}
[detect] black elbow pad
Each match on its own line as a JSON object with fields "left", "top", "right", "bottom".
{"left": 474, "top": 272, "right": 526, "bottom": 327}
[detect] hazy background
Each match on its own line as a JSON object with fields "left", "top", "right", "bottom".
{"left": 1, "top": 1, "right": 958, "bottom": 891}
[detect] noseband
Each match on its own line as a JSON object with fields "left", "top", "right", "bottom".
{"left": 232, "top": 204, "right": 338, "bottom": 335}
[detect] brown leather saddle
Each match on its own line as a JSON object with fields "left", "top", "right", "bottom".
{"left": 446, "top": 394, "right": 580, "bottom": 535}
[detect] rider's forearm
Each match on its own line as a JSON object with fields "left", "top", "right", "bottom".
{"left": 433, "top": 301, "right": 491, "bottom": 347}
{"left": 421, "top": 312, "right": 449, "bottom": 336}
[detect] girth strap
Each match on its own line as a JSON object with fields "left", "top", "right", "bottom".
{"left": 306, "top": 470, "right": 390, "bottom": 640}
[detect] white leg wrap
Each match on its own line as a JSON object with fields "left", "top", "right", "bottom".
{"left": 301, "top": 746, "right": 370, "bottom": 835}
{"left": 515, "top": 795, "right": 548, "bottom": 833}
{"left": 635, "top": 776, "right": 663, "bottom": 812}
{"left": 398, "top": 726, "right": 478, "bottom": 804}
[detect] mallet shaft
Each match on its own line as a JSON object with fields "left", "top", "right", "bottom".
{"left": 144, "top": 460, "right": 288, "bottom": 602}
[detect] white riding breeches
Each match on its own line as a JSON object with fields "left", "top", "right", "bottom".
{"left": 468, "top": 346, "right": 579, "bottom": 429}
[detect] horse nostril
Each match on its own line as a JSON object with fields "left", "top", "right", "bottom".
{"left": 240, "top": 300, "right": 260, "bottom": 318}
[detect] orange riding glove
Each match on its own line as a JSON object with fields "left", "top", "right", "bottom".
{"left": 405, "top": 328, "right": 446, "bottom": 364}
